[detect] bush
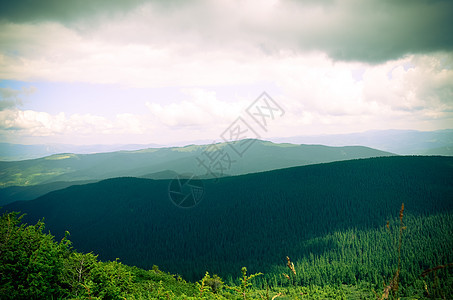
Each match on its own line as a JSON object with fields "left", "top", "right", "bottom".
{"left": 0, "top": 212, "right": 70, "bottom": 299}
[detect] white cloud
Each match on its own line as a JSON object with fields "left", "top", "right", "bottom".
{"left": 361, "top": 54, "right": 453, "bottom": 117}
{"left": 146, "top": 88, "right": 245, "bottom": 128}
{"left": 0, "top": 109, "right": 150, "bottom": 141}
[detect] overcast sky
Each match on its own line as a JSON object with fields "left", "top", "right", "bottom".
{"left": 0, "top": 0, "right": 452, "bottom": 145}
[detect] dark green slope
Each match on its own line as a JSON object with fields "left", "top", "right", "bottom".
{"left": 0, "top": 140, "right": 395, "bottom": 189}
{"left": 0, "top": 170, "right": 181, "bottom": 206}
{"left": 4, "top": 156, "right": 452, "bottom": 283}
{"left": 0, "top": 179, "right": 98, "bottom": 206}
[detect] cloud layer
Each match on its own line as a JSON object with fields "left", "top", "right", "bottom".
{"left": 2, "top": 0, "right": 452, "bottom": 63}
{"left": 0, "top": 0, "right": 452, "bottom": 145}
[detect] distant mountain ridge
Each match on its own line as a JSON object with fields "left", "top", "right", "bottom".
{"left": 272, "top": 129, "right": 453, "bottom": 155}
{"left": 0, "top": 140, "right": 394, "bottom": 190}
{"left": 0, "top": 142, "right": 163, "bottom": 161}
{"left": 1, "top": 129, "right": 451, "bottom": 161}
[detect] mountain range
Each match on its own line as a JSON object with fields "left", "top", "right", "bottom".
{"left": 1, "top": 129, "right": 452, "bottom": 161}
{"left": 0, "top": 140, "right": 395, "bottom": 205}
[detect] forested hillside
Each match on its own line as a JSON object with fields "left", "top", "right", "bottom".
{"left": 0, "top": 211, "right": 390, "bottom": 299}
{"left": 4, "top": 156, "right": 453, "bottom": 297}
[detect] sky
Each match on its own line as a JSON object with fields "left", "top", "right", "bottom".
{"left": 0, "top": 0, "right": 452, "bottom": 146}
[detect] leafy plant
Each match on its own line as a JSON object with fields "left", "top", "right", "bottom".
{"left": 226, "top": 267, "right": 263, "bottom": 300}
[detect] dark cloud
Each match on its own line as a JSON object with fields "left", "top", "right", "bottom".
{"left": 129, "top": 0, "right": 453, "bottom": 63}
{"left": 1, "top": 0, "right": 452, "bottom": 63}
{"left": 0, "top": 0, "right": 152, "bottom": 23}
{"left": 304, "top": 0, "right": 453, "bottom": 63}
